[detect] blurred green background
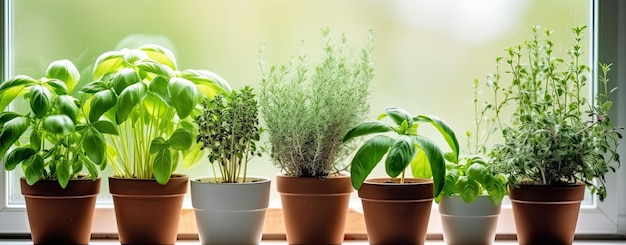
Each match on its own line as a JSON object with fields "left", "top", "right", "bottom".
{"left": 6, "top": 0, "right": 590, "bottom": 206}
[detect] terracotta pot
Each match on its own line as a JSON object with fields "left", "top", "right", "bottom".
{"left": 109, "top": 174, "right": 188, "bottom": 245}
{"left": 191, "top": 176, "right": 271, "bottom": 245}
{"left": 20, "top": 177, "right": 100, "bottom": 245}
{"left": 276, "top": 173, "right": 352, "bottom": 245}
{"left": 439, "top": 195, "right": 501, "bottom": 245}
{"left": 358, "top": 178, "right": 434, "bottom": 245}
{"left": 509, "top": 183, "right": 585, "bottom": 245}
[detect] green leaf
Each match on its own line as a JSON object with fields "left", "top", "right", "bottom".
{"left": 178, "top": 69, "right": 232, "bottom": 97}
{"left": 93, "top": 50, "right": 126, "bottom": 80}
{"left": 0, "top": 116, "right": 30, "bottom": 157}
{"left": 24, "top": 154, "right": 44, "bottom": 185}
{"left": 71, "top": 154, "right": 82, "bottom": 176}
{"left": 149, "top": 137, "right": 167, "bottom": 154}
{"left": 410, "top": 150, "right": 432, "bottom": 178}
{"left": 168, "top": 77, "right": 200, "bottom": 119}
{"left": 343, "top": 121, "right": 394, "bottom": 142}
{"left": 382, "top": 107, "right": 413, "bottom": 127}
{"left": 83, "top": 156, "right": 99, "bottom": 178}
{"left": 116, "top": 82, "right": 147, "bottom": 124}
{"left": 182, "top": 146, "right": 205, "bottom": 169}
{"left": 79, "top": 80, "right": 109, "bottom": 94}
{"left": 45, "top": 79, "right": 69, "bottom": 95}
{"left": 136, "top": 61, "right": 175, "bottom": 78}
{"left": 0, "top": 86, "right": 28, "bottom": 112}
{"left": 89, "top": 89, "right": 117, "bottom": 123}
{"left": 413, "top": 135, "right": 446, "bottom": 197}
{"left": 139, "top": 44, "right": 178, "bottom": 70}
{"left": 30, "top": 131, "right": 41, "bottom": 151}
{"left": 124, "top": 49, "right": 149, "bottom": 65}
{"left": 466, "top": 163, "right": 488, "bottom": 183}
{"left": 46, "top": 59, "right": 80, "bottom": 92}
{"left": 455, "top": 176, "right": 481, "bottom": 203}
{"left": 0, "top": 112, "right": 21, "bottom": 125}
{"left": 413, "top": 115, "right": 460, "bottom": 163}
{"left": 92, "top": 120, "right": 119, "bottom": 135}
{"left": 148, "top": 76, "right": 172, "bottom": 106}
{"left": 385, "top": 135, "right": 416, "bottom": 178}
{"left": 112, "top": 68, "right": 141, "bottom": 94}
{"left": 83, "top": 127, "right": 106, "bottom": 165}
{"left": 5, "top": 147, "right": 36, "bottom": 170}
{"left": 55, "top": 95, "right": 79, "bottom": 123}
{"left": 29, "top": 85, "right": 51, "bottom": 119}
{"left": 350, "top": 135, "right": 394, "bottom": 189}
{"left": 168, "top": 128, "right": 193, "bottom": 150}
{"left": 485, "top": 174, "right": 507, "bottom": 205}
{"left": 144, "top": 93, "right": 174, "bottom": 119}
{"left": 441, "top": 169, "right": 460, "bottom": 197}
{"left": 56, "top": 160, "right": 70, "bottom": 189}
{"left": 0, "top": 75, "right": 36, "bottom": 94}
{"left": 43, "top": 115, "right": 74, "bottom": 135}
{"left": 153, "top": 148, "right": 172, "bottom": 185}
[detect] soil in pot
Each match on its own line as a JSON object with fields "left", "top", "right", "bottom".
{"left": 276, "top": 173, "right": 352, "bottom": 245}
{"left": 358, "top": 178, "right": 434, "bottom": 245}
{"left": 21, "top": 177, "right": 101, "bottom": 245}
{"left": 191, "top": 176, "right": 271, "bottom": 245}
{"left": 109, "top": 174, "right": 188, "bottom": 245}
{"left": 509, "top": 183, "right": 585, "bottom": 245}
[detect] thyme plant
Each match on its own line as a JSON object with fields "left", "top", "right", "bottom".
{"left": 259, "top": 28, "right": 374, "bottom": 177}
{"left": 489, "top": 26, "right": 622, "bottom": 201}
{"left": 195, "top": 86, "right": 262, "bottom": 183}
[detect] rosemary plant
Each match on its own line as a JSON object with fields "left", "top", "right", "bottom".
{"left": 489, "top": 26, "right": 622, "bottom": 201}
{"left": 195, "top": 86, "right": 262, "bottom": 183}
{"left": 259, "top": 28, "right": 374, "bottom": 177}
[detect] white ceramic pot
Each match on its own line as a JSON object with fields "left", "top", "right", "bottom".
{"left": 439, "top": 195, "right": 501, "bottom": 245}
{"left": 191, "top": 176, "right": 271, "bottom": 245}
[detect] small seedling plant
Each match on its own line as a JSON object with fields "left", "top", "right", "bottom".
{"left": 343, "top": 107, "right": 459, "bottom": 196}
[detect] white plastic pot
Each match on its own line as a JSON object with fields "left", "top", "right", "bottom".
{"left": 191, "top": 176, "right": 271, "bottom": 245}
{"left": 439, "top": 195, "right": 501, "bottom": 245}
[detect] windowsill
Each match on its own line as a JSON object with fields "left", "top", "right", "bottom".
{"left": 0, "top": 240, "right": 625, "bottom": 245}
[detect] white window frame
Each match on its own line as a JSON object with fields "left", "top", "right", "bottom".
{"left": 1, "top": 0, "right": 625, "bottom": 238}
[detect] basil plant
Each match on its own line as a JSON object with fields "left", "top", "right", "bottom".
{"left": 0, "top": 60, "right": 113, "bottom": 188}
{"left": 343, "top": 107, "right": 459, "bottom": 196}
{"left": 80, "top": 44, "right": 231, "bottom": 184}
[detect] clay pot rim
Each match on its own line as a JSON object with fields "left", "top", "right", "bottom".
{"left": 108, "top": 173, "right": 188, "bottom": 181}
{"left": 363, "top": 177, "right": 434, "bottom": 185}
{"left": 191, "top": 176, "right": 271, "bottom": 184}
{"left": 276, "top": 171, "right": 349, "bottom": 179}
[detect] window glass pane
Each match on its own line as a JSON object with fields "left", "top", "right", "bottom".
{"left": 7, "top": 0, "right": 591, "bottom": 207}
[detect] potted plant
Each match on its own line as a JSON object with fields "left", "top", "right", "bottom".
{"left": 0, "top": 60, "right": 111, "bottom": 244}
{"left": 80, "top": 44, "right": 232, "bottom": 244}
{"left": 191, "top": 85, "right": 269, "bottom": 245}
{"left": 488, "top": 26, "right": 622, "bottom": 244}
{"left": 342, "top": 107, "right": 459, "bottom": 244}
{"left": 435, "top": 79, "right": 507, "bottom": 245}
{"left": 258, "top": 28, "right": 374, "bottom": 244}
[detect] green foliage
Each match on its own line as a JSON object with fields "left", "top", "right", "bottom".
{"left": 343, "top": 107, "right": 460, "bottom": 197}
{"left": 80, "top": 44, "right": 232, "bottom": 184}
{"left": 436, "top": 76, "right": 507, "bottom": 205}
{"left": 259, "top": 28, "right": 374, "bottom": 177}
{"left": 487, "top": 26, "right": 622, "bottom": 201}
{"left": 0, "top": 60, "right": 113, "bottom": 188}
{"left": 195, "top": 86, "right": 262, "bottom": 183}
